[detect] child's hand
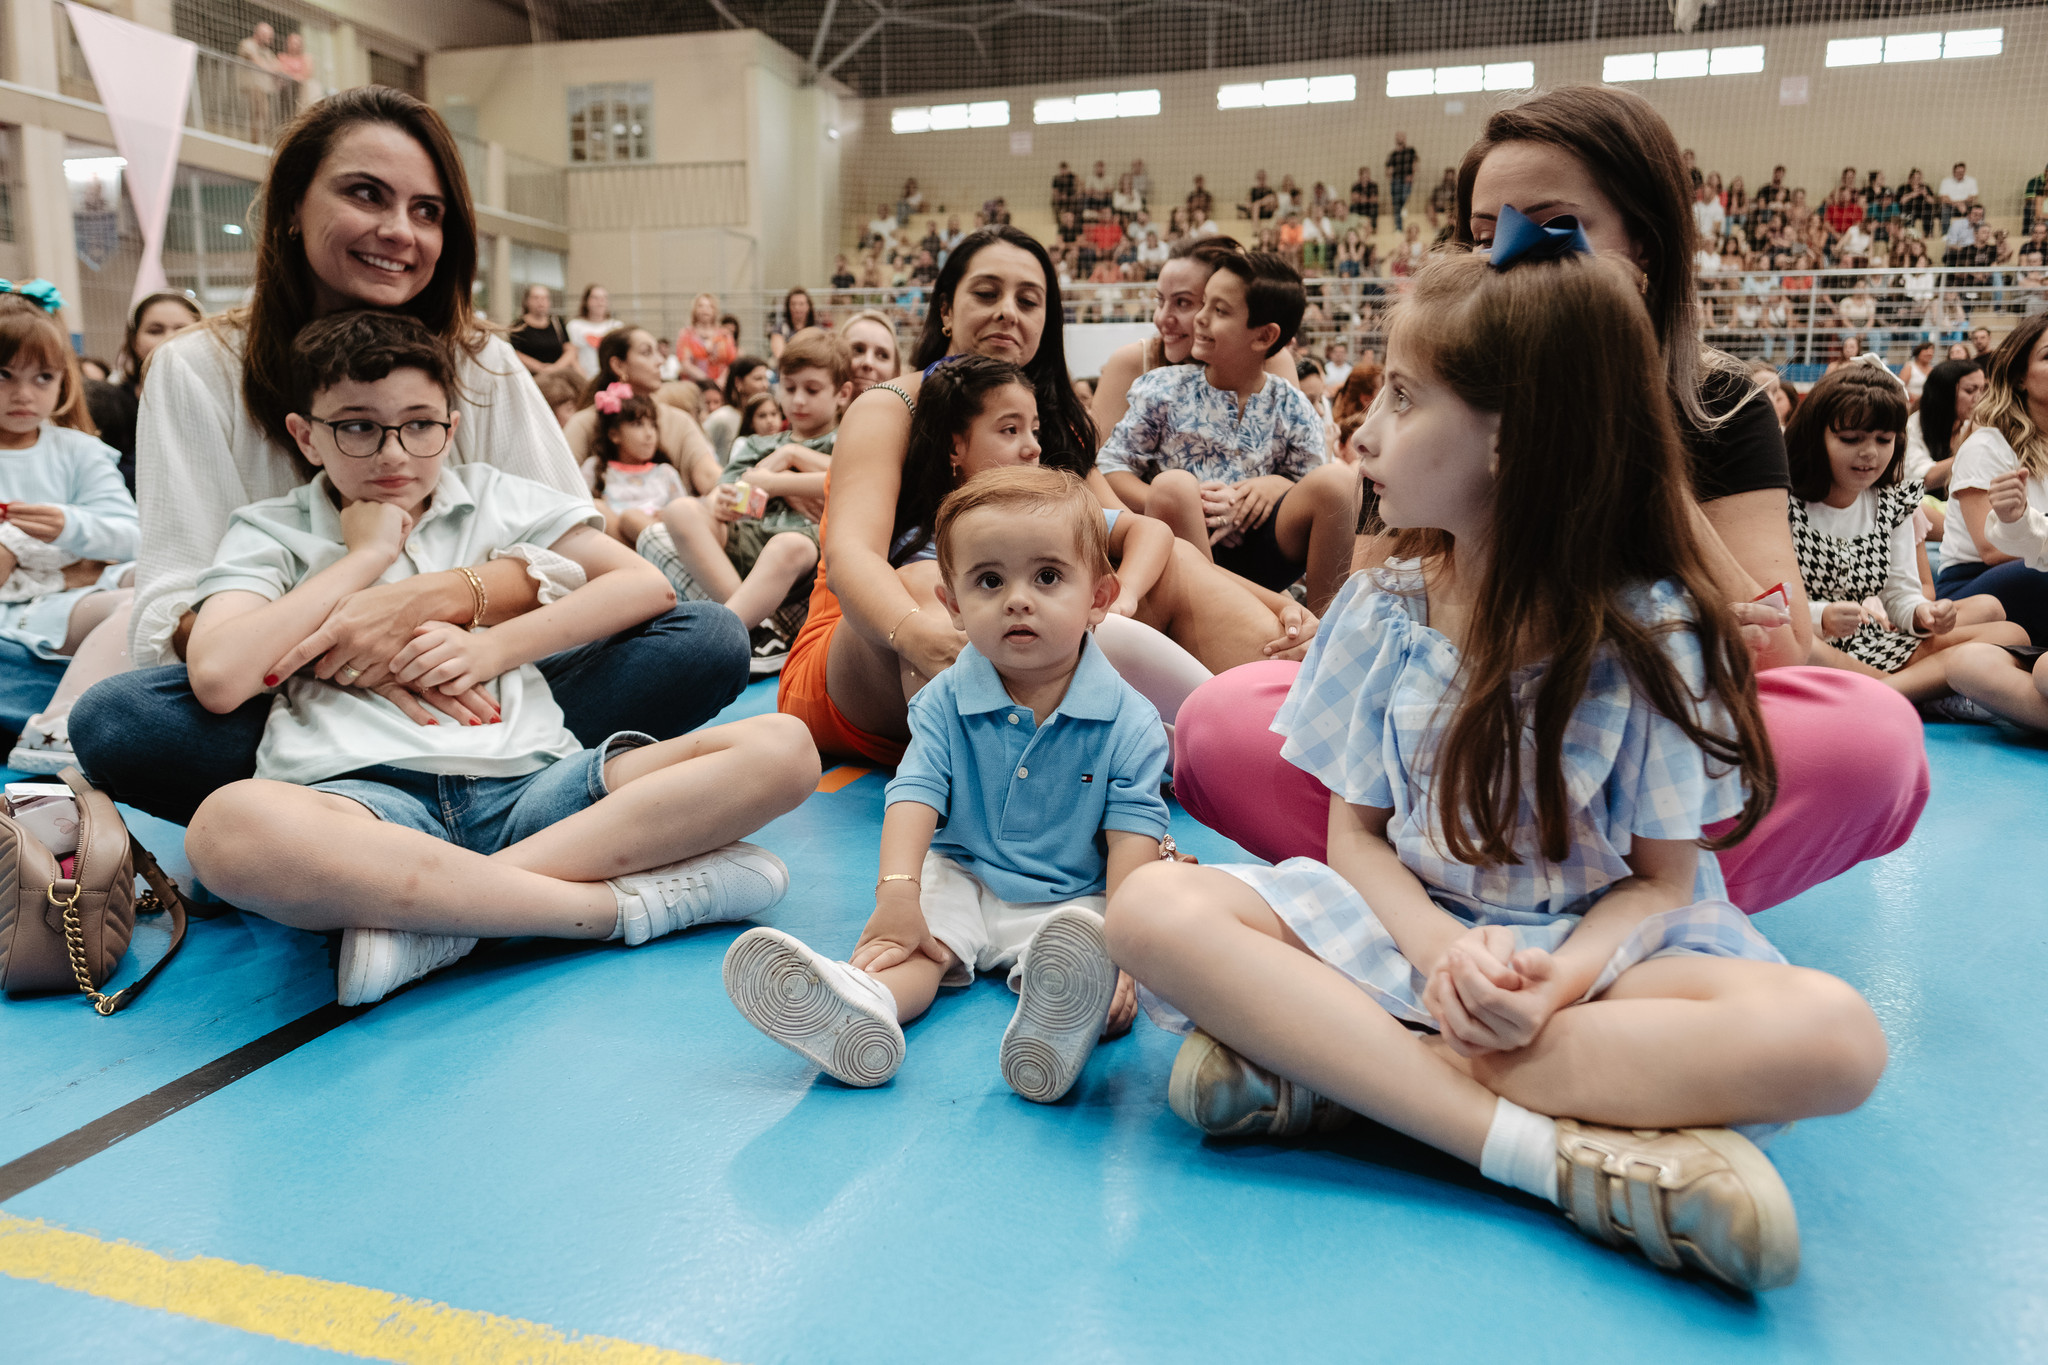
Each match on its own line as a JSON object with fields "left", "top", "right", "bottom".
{"left": 1819, "top": 601, "right": 1870, "bottom": 639}
{"left": 707, "top": 489, "right": 747, "bottom": 524}
{"left": 850, "top": 888, "right": 942, "bottom": 973}
{"left": 1263, "top": 602, "right": 1319, "bottom": 659}
{"left": 1728, "top": 597, "right": 1791, "bottom": 656}
{"left": 1422, "top": 926, "right": 1564, "bottom": 1056}
{"left": 339, "top": 500, "right": 412, "bottom": 558}
{"left": 389, "top": 621, "right": 508, "bottom": 697}
{"left": 369, "top": 681, "right": 501, "bottom": 728}
{"left": 1989, "top": 468, "right": 2030, "bottom": 523}
{"left": 1110, "top": 590, "right": 1141, "bottom": 618}
{"left": 1102, "top": 969, "right": 1138, "bottom": 1039}
{"left": 1914, "top": 599, "right": 1958, "bottom": 635}
{"left": 4, "top": 504, "right": 65, "bottom": 542}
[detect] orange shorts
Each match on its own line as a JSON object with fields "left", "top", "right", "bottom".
{"left": 778, "top": 581, "right": 907, "bottom": 769}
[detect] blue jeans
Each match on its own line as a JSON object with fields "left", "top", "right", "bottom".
{"left": 317, "top": 731, "right": 650, "bottom": 853}
{"left": 1389, "top": 177, "right": 1412, "bottom": 229}
{"left": 1936, "top": 558, "right": 2048, "bottom": 644}
{"left": 69, "top": 601, "right": 747, "bottom": 825}
{"left": 0, "top": 637, "right": 67, "bottom": 739}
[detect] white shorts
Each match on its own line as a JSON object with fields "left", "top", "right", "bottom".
{"left": 918, "top": 853, "right": 1106, "bottom": 991}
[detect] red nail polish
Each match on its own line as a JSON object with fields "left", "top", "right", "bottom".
{"left": 263, "top": 674, "right": 279, "bottom": 687}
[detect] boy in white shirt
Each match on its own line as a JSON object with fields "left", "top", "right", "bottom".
{"left": 182, "top": 312, "right": 819, "bottom": 1005}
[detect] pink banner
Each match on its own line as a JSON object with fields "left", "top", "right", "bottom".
{"left": 63, "top": 4, "right": 196, "bottom": 305}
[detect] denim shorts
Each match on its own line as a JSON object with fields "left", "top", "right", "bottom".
{"left": 313, "top": 731, "right": 654, "bottom": 854}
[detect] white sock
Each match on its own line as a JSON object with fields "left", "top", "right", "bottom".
{"left": 1478, "top": 1096, "right": 1560, "bottom": 1205}
{"left": 605, "top": 886, "right": 627, "bottom": 941}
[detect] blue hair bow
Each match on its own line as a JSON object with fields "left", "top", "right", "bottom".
{"left": 1483, "top": 205, "right": 1593, "bottom": 271}
{"left": 0, "top": 279, "right": 64, "bottom": 313}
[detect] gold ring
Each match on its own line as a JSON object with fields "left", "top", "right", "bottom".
{"left": 337, "top": 665, "right": 362, "bottom": 682}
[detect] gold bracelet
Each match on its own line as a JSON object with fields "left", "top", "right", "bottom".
{"left": 887, "top": 606, "right": 920, "bottom": 649}
{"left": 455, "top": 566, "right": 487, "bottom": 631}
{"left": 877, "top": 874, "right": 919, "bottom": 886}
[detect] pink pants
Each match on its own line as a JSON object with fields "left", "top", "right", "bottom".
{"left": 1172, "top": 663, "right": 1930, "bottom": 914}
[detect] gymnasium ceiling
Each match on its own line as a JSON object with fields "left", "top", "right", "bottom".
{"left": 515, "top": 0, "right": 2040, "bottom": 97}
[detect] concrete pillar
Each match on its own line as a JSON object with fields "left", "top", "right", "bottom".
{"left": 330, "top": 22, "right": 369, "bottom": 93}
{"left": 18, "top": 126, "right": 85, "bottom": 348}
{"left": 492, "top": 232, "right": 514, "bottom": 323}
{"left": 7, "top": 0, "right": 61, "bottom": 88}
{"left": 483, "top": 139, "right": 506, "bottom": 210}
{"left": 119, "top": 0, "right": 175, "bottom": 34}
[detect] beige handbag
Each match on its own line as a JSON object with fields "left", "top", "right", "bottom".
{"left": 0, "top": 767, "right": 190, "bottom": 1014}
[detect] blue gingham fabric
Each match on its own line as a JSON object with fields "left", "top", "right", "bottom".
{"left": 1272, "top": 561, "right": 1750, "bottom": 918}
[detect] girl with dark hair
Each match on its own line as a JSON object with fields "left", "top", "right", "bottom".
{"left": 1936, "top": 311, "right": 2048, "bottom": 643}
{"left": 780, "top": 226, "right": 1201, "bottom": 763}
{"left": 69, "top": 87, "right": 747, "bottom": 826}
{"left": 1173, "top": 84, "right": 1929, "bottom": 920}
{"left": 767, "top": 288, "right": 817, "bottom": 362}
{"left": 1903, "top": 357, "right": 1985, "bottom": 498}
{"left": 1784, "top": 362, "right": 2020, "bottom": 711}
{"left": 1110, "top": 250, "right": 1886, "bottom": 1293}
{"left": 563, "top": 326, "right": 720, "bottom": 497}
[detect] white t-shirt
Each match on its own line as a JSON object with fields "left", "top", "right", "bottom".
{"left": 1802, "top": 490, "right": 1928, "bottom": 633}
{"left": 1939, "top": 174, "right": 1979, "bottom": 206}
{"left": 1693, "top": 199, "right": 1726, "bottom": 241}
{"left": 195, "top": 465, "right": 599, "bottom": 786}
{"left": 1941, "top": 426, "right": 2048, "bottom": 568}
{"left": 565, "top": 317, "right": 621, "bottom": 379}
{"left": 131, "top": 324, "right": 583, "bottom": 667}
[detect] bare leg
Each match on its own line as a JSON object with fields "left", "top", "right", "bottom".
{"left": 1270, "top": 461, "right": 1363, "bottom": 614}
{"left": 657, "top": 497, "right": 743, "bottom": 601}
{"left": 867, "top": 952, "right": 949, "bottom": 1024}
{"left": 1144, "top": 470, "right": 1214, "bottom": 559}
{"left": 1945, "top": 642, "right": 2048, "bottom": 728}
{"left": 725, "top": 532, "right": 819, "bottom": 630}
{"left": 1882, "top": 620, "right": 2030, "bottom": 701}
{"left": 187, "top": 713, "right": 818, "bottom": 936}
{"left": 1134, "top": 541, "right": 1285, "bottom": 671}
{"left": 618, "top": 508, "right": 658, "bottom": 545}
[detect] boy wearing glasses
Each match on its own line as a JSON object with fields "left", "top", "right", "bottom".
{"left": 181, "top": 311, "right": 817, "bottom": 1007}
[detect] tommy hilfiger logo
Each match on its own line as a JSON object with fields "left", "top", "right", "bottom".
{"left": 1081, "top": 774, "right": 1093, "bottom": 783}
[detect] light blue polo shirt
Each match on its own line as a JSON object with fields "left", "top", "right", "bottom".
{"left": 885, "top": 634, "right": 1171, "bottom": 902}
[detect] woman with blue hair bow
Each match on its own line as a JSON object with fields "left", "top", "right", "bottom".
{"left": 1171, "top": 83, "right": 1929, "bottom": 923}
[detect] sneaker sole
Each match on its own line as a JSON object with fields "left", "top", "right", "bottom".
{"left": 724, "top": 928, "right": 903, "bottom": 1087}
{"left": 1167, "top": 1029, "right": 1234, "bottom": 1134}
{"left": 1000, "top": 908, "right": 1115, "bottom": 1103}
{"left": 6, "top": 746, "right": 75, "bottom": 775}
{"left": 336, "top": 928, "right": 394, "bottom": 1007}
{"left": 1682, "top": 1126, "right": 1802, "bottom": 1291}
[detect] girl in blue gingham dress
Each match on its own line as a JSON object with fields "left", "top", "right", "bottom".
{"left": 1107, "top": 242, "right": 1888, "bottom": 1294}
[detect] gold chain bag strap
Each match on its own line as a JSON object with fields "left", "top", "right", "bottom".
{"left": 0, "top": 767, "right": 190, "bottom": 1014}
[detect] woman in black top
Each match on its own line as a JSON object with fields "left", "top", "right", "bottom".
{"left": 1172, "top": 84, "right": 1929, "bottom": 920}
{"left": 508, "top": 284, "right": 578, "bottom": 378}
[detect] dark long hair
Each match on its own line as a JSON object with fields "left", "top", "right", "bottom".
{"left": 1452, "top": 85, "right": 1743, "bottom": 430}
{"left": 581, "top": 326, "right": 649, "bottom": 406}
{"left": 228, "top": 86, "right": 481, "bottom": 463}
{"left": 889, "top": 353, "right": 1032, "bottom": 566}
{"left": 911, "top": 226, "right": 1095, "bottom": 470}
{"left": 1386, "top": 250, "right": 1774, "bottom": 864}
{"left": 117, "top": 291, "right": 200, "bottom": 392}
{"left": 1785, "top": 365, "right": 1908, "bottom": 503}
{"left": 1917, "top": 357, "right": 1982, "bottom": 469}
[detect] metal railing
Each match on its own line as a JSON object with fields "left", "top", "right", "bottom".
{"left": 53, "top": 3, "right": 305, "bottom": 148}
{"left": 504, "top": 149, "right": 566, "bottom": 226}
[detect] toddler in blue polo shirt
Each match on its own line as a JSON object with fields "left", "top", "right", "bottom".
{"left": 725, "top": 466, "right": 1171, "bottom": 1101}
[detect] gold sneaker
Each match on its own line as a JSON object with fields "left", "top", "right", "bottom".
{"left": 1166, "top": 1029, "right": 1356, "bottom": 1138}
{"left": 1554, "top": 1120, "right": 1800, "bottom": 1291}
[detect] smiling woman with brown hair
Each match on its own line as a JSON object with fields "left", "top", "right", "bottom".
{"left": 67, "top": 86, "right": 748, "bottom": 827}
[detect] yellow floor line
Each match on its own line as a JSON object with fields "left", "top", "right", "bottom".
{"left": 814, "top": 764, "right": 871, "bottom": 794}
{"left": 0, "top": 1212, "right": 730, "bottom": 1365}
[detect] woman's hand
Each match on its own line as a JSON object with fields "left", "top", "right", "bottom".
{"left": 1819, "top": 601, "right": 1870, "bottom": 639}
{"left": 268, "top": 572, "right": 458, "bottom": 690}
{"left": 895, "top": 604, "right": 965, "bottom": 681}
{"left": 338, "top": 500, "right": 411, "bottom": 559}
{"left": 1263, "top": 602, "right": 1319, "bottom": 660}
{"left": 4, "top": 504, "right": 65, "bottom": 542}
{"left": 1914, "top": 599, "right": 1958, "bottom": 636}
{"left": 369, "top": 680, "right": 501, "bottom": 728}
{"left": 1421, "top": 926, "right": 1565, "bottom": 1057}
{"left": 1231, "top": 475, "right": 1292, "bottom": 533}
{"left": 390, "top": 621, "right": 508, "bottom": 697}
{"left": 1989, "top": 468, "right": 2030, "bottom": 524}
{"left": 1199, "top": 481, "right": 1238, "bottom": 542}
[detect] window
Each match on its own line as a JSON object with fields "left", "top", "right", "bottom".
{"left": 893, "top": 101, "right": 1008, "bottom": 134}
{"left": 568, "top": 83, "right": 651, "bottom": 163}
{"left": 1385, "top": 63, "right": 1531, "bottom": 98}
{"left": 1033, "top": 91, "right": 1156, "bottom": 124}
{"left": 1827, "top": 29, "right": 2003, "bottom": 67}
{"left": 1606, "top": 46, "right": 1763, "bottom": 82}
{"left": 1217, "top": 75, "right": 1353, "bottom": 109}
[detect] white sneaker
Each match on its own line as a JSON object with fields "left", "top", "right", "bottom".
{"left": 1918, "top": 694, "right": 1999, "bottom": 725}
{"left": 723, "top": 927, "right": 905, "bottom": 1086}
{"left": 1000, "top": 907, "right": 1117, "bottom": 1103}
{"left": 336, "top": 928, "right": 478, "bottom": 1006}
{"left": 608, "top": 841, "right": 789, "bottom": 946}
{"left": 8, "top": 713, "right": 75, "bottom": 775}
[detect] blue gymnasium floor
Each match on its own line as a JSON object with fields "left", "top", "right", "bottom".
{"left": 2, "top": 679, "right": 2045, "bottom": 1364}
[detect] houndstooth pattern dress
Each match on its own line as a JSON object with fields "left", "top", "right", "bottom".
{"left": 1789, "top": 480, "right": 1926, "bottom": 674}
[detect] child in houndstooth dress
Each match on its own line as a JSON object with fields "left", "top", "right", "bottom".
{"left": 1106, "top": 243, "right": 1890, "bottom": 1294}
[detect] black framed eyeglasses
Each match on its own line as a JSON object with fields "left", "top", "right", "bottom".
{"left": 308, "top": 416, "right": 452, "bottom": 459}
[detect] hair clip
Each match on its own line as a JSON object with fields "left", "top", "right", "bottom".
{"left": 592, "top": 381, "right": 633, "bottom": 415}
{"left": 1483, "top": 205, "right": 1594, "bottom": 272}
{"left": 0, "top": 279, "right": 64, "bottom": 314}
